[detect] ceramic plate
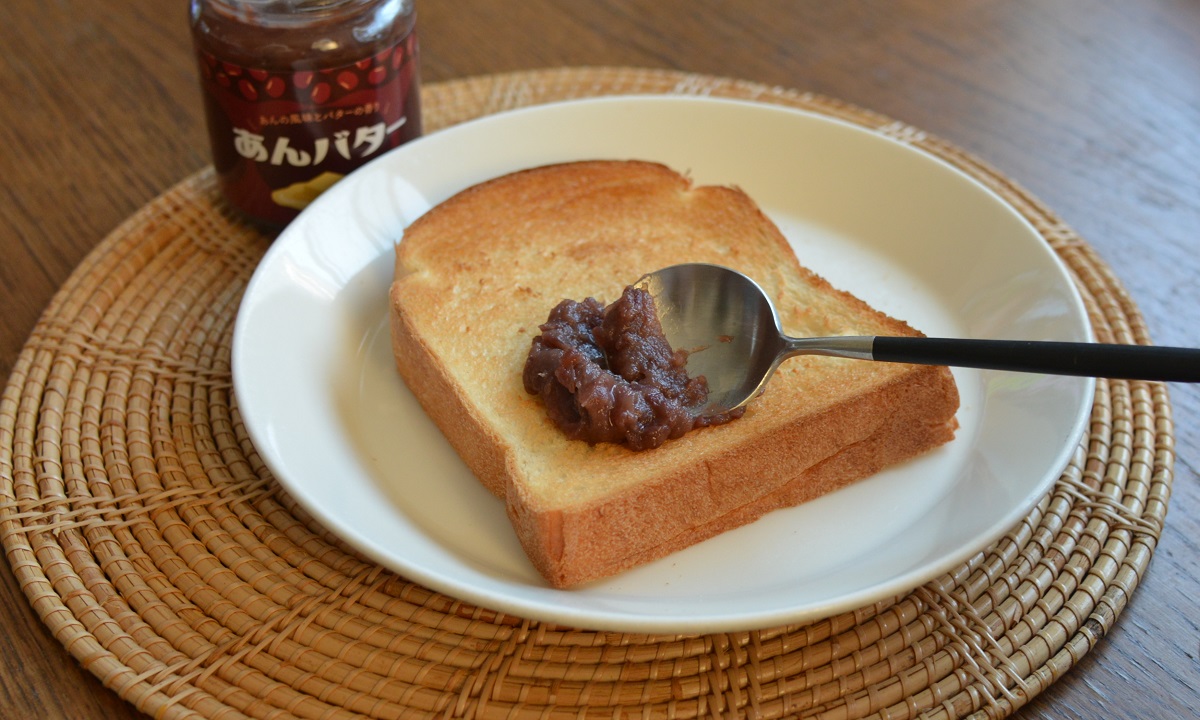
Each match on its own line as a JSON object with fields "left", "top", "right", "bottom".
{"left": 232, "top": 96, "right": 1093, "bottom": 633}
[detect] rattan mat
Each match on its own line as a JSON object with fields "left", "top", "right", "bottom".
{"left": 0, "top": 68, "right": 1173, "bottom": 720}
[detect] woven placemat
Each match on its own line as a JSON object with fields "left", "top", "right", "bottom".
{"left": 0, "top": 67, "right": 1173, "bottom": 720}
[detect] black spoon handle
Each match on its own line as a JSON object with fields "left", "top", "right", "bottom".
{"left": 871, "top": 337, "right": 1200, "bottom": 382}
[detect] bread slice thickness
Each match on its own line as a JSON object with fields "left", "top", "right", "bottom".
{"left": 389, "top": 160, "right": 959, "bottom": 588}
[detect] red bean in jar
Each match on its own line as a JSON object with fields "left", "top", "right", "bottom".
{"left": 190, "top": 0, "right": 421, "bottom": 228}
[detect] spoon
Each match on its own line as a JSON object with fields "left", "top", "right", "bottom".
{"left": 636, "top": 263, "right": 1200, "bottom": 417}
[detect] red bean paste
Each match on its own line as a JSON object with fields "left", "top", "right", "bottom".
{"left": 523, "top": 286, "right": 744, "bottom": 450}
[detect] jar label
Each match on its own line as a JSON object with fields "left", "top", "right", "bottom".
{"left": 196, "top": 32, "right": 421, "bottom": 226}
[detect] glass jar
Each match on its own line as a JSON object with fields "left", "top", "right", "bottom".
{"left": 190, "top": 0, "right": 421, "bottom": 228}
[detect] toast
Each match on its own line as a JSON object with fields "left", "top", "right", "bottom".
{"left": 388, "top": 160, "right": 960, "bottom": 588}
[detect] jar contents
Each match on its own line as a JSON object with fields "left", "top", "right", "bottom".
{"left": 190, "top": 0, "right": 422, "bottom": 227}
{"left": 523, "top": 286, "right": 745, "bottom": 451}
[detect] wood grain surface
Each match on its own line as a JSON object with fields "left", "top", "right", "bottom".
{"left": 1, "top": 1, "right": 1197, "bottom": 717}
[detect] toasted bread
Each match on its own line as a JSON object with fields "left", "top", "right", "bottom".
{"left": 389, "top": 160, "right": 959, "bottom": 588}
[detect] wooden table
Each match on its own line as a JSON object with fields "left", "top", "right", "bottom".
{"left": 2, "top": 1, "right": 1196, "bottom": 717}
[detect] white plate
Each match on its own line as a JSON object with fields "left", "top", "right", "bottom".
{"left": 232, "top": 96, "right": 1093, "bottom": 633}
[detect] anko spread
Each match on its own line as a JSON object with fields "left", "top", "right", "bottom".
{"left": 523, "top": 286, "right": 744, "bottom": 450}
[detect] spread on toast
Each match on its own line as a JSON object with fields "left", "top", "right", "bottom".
{"left": 523, "top": 285, "right": 744, "bottom": 450}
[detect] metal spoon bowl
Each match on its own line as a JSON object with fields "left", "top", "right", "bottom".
{"left": 636, "top": 263, "right": 1200, "bottom": 417}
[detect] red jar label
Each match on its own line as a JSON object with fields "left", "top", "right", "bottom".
{"left": 196, "top": 32, "right": 421, "bottom": 227}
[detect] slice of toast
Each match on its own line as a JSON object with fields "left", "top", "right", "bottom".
{"left": 389, "top": 160, "right": 959, "bottom": 588}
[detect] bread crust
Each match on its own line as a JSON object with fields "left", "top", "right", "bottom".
{"left": 389, "top": 160, "right": 960, "bottom": 588}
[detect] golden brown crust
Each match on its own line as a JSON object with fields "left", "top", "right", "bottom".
{"left": 527, "top": 365, "right": 959, "bottom": 586}
{"left": 389, "top": 160, "right": 960, "bottom": 588}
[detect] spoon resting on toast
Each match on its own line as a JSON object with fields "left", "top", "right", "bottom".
{"left": 637, "top": 263, "right": 1200, "bottom": 418}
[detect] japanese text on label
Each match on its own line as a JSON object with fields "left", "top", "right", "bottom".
{"left": 232, "top": 117, "right": 408, "bottom": 167}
